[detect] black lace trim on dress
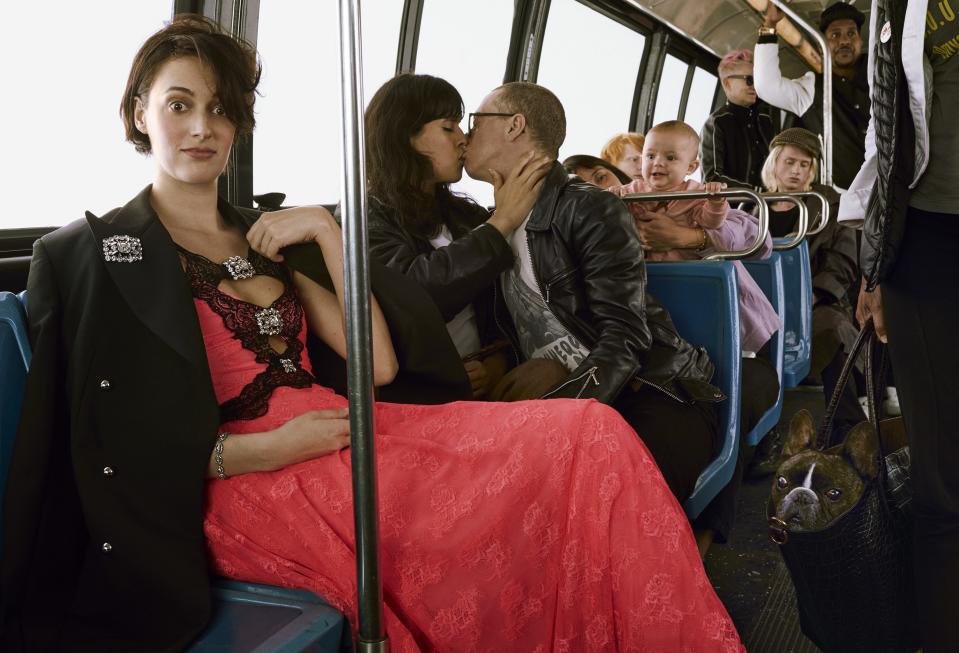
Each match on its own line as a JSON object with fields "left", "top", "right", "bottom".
{"left": 177, "top": 245, "right": 315, "bottom": 423}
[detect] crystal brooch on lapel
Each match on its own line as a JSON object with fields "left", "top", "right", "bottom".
{"left": 102, "top": 235, "right": 143, "bottom": 263}
{"left": 223, "top": 255, "right": 255, "bottom": 281}
{"left": 256, "top": 307, "right": 283, "bottom": 336}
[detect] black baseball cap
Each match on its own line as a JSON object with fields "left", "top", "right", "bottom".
{"left": 819, "top": 2, "right": 866, "bottom": 32}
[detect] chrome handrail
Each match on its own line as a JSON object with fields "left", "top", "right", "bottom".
{"left": 769, "top": 0, "right": 834, "bottom": 189}
{"left": 791, "top": 190, "right": 830, "bottom": 235}
{"left": 337, "top": 0, "right": 388, "bottom": 651}
{"left": 621, "top": 188, "right": 769, "bottom": 261}
{"left": 761, "top": 193, "right": 809, "bottom": 250}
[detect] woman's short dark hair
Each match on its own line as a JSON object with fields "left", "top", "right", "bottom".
{"left": 121, "top": 14, "right": 261, "bottom": 154}
{"left": 562, "top": 155, "right": 632, "bottom": 185}
{"left": 365, "top": 74, "right": 475, "bottom": 236}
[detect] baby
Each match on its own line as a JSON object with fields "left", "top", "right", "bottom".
{"left": 610, "top": 120, "right": 781, "bottom": 354}
{"left": 611, "top": 120, "right": 727, "bottom": 262}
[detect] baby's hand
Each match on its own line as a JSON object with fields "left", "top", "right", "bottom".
{"left": 704, "top": 181, "right": 727, "bottom": 203}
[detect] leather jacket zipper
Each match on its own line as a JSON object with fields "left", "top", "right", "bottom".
{"left": 543, "top": 267, "right": 578, "bottom": 304}
{"left": 637, "top": 375, "right": 690, "bottom": 405}
{"left": 542, "top": 365, "right": 600, "bottom": 399}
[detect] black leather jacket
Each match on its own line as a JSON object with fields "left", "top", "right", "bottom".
{"left": 365, "top": 195, "right": 511, "bottom": 348}
{"left": 861, "top": 0, "right": 913, "bottom": 289}
{"left": 700, "top": 101, "right": 777, "bottom": 189}
{"left": 496, "top": 163, "right": 721, "bottom": 405}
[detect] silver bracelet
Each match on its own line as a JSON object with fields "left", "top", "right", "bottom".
{"left": 214, "top": 432, "right": 231, "bottom": 480}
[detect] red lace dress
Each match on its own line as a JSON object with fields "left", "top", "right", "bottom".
{"left": 182, "top": 248, "right": 744, "bottom": 653}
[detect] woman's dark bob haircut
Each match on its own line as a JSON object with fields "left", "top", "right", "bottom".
{"left": 120, "top": 14, "right": 261, "bottom": 154}
{"left": 562, "top": 155, "right": 632, "bottom": 185}
{"left": 365, "top": 74, "right": 469, "bottom": 235}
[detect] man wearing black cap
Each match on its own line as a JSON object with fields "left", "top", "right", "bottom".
{"left": 754, "top": 1, "right": 870, "bottom": 189}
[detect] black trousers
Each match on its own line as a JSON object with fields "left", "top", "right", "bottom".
{"left": 882, "top": 206, "right": 959, "bottom": 652}
{"left": 696, "top": 356, "right": 780, "bottom": 540}
{"left": 613, "top": 384, "right": 718, "bottom": 504}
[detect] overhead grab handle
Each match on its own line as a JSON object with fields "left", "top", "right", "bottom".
{"left": 621, "top": 188, "right": 769, "bottom": 261}
{"left": 761, "top": 193, "right": 809, "bottom": 250}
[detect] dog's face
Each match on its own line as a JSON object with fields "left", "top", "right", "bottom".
{"left": 768, "top": 410, "right": 879, "bottom": 533}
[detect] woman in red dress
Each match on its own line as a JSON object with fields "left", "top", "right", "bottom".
{"left": 2, "top": 15, "right": 743, "bottom": 652}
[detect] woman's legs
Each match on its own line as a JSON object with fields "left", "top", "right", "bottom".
{"left": 881, "top": 207, "right": 959, "bottom": 651}
{"left": 613, "top": 385, "right": 717, "bottom": 504}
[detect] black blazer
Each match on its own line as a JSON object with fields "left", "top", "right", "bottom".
{"left": 0, "top": 186, "right": 469, "bottom": 652}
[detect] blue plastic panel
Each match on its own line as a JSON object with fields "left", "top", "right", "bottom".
{"left": 646, "top": 262, "right": 742, "bottom": 519}
{"left": 190, "top": 580, "right": 346, "bottom": 652}
{"left": 742, "top": 255, "right": 785, "bottom": 445}
{"left": 776, "top": 239, "right": 813, "bottom": 388}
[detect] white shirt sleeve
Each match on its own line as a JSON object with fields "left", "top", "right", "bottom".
{"left": 753, "top": 41, "right": 817, "bottom": 117}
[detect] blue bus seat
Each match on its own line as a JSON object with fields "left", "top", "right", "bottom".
{"left": 776, "top": 239, "right": 813, "bottom": 388}
{"left": 0, "top": 291, "right": 346, "bottom": 652}
{"left": 742, "top": 254, "right": 785, "bottom": 445}
{"left": 645, "top": 262, "right": 742, "bottom": 519}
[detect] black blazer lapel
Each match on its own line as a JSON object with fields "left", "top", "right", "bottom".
{"left": 85, "top": 186, "right": 209, "bottom": 372}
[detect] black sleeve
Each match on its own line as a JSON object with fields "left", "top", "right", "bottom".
{"left": 367, "top": 205, "right": 514, "bottom": 322}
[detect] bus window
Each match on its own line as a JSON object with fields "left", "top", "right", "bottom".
{"left": 683, "top": 67, "right": 718, "bottom": 138}
{"left": 253, "top": 0, "right": 404, "bottom": 206}
{"left": 651, "top": 54, "right": 688, "bottom": 126}
{"left": 4, "top": 1, "right": 170, "bottom": 228}
{"left": 538, "top": 0, "right": 646, "bottom": 164}
{"left": 414, "top": 0, "right": 514, "bottom": 207}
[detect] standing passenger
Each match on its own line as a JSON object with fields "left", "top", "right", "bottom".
{"left": 840, "top": 0, "right": 959, "bottom": 649}
{"left": 701, "top": 49, "right": 777, "bottom": 189}
{"left": 755, "top": 2, "right": 870, "bottom": 188}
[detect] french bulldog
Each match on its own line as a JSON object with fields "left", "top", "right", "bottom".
{"left": 768, "top": 409, "right": 879, "bottom": 534}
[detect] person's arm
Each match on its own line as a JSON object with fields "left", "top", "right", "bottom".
{"left": 247, "top": 205, "right": 399, "bottom": 386}
{"left": 367, "top": 154, "right": 551, "bottom": 321}
{"left": 691, "top": 183, "right": 729, "bottom": 229}
{"left": 701, "top": 114, "right": 752, "bottom": 188}
{"left": 812, "top": 209, "right": 859, "bottom": 304}
{"left": 544, "top": 193, "right": 651, "bottom": 402}
{"left": 753, "top": 10, "right": 817, "bottom": 117}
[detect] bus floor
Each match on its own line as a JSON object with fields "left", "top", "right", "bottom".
{"left": 704, "top": 386, "right": 826, "bottom": 653}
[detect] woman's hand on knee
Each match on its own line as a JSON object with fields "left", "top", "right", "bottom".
{"left": 268, "top": 408, "right": 352, "bottom": 468}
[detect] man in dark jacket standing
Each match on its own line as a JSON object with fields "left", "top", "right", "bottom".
{"left": 463, "top": 81, "right": 724, "bottom": 505}
{"left": 755, "top": 2, "right": 870, "bottom": 189}
{"left": 701, "top": 49, "right": 777, "bottom": 189}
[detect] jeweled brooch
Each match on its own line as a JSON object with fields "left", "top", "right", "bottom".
{"left": 279, "top": 358, "right": 297, "bottom": 373}
{"left": 256, "top": 307, "right": 283, "bottom": 336}
{"left": 223, "top": 255, "right": 255, "bottom": 280}
{"left": 102, "top": 235, "right": 143, "bottom": 263}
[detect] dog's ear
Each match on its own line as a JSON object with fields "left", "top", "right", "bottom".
{"left": 843, "top": 421, "right": 879, "bottom": 480}
{"left": 783, "top": 409, "right": 816, "bottom": 458}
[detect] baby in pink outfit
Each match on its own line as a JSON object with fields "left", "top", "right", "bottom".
{"left": 612, "top": 120, "right": 727, "bottom": 261}
{"left": 610, "top": 120, "right": 781, "bottom": 353}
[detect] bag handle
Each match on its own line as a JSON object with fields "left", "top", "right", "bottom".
{"left": 817, "top": 320, "right": 874, "bottom": 449}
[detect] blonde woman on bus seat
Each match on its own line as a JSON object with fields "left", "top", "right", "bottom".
{"left": 0, "top": 16, "right": 746, "bottom": 652}
{"left": 362, "top": 73, "right": 565, "bottom": 400}
{"left": 599, "top": 130, "right": 645, "bottom": 180}
{"left": 759, "top": 127, "right": 863, "bottom": 439}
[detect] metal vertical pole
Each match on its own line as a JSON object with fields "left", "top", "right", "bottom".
{"left": 336, "top": 0, "right": 388, "bottom": 650}
{"left": 769, "top": 0, "right": 834, "bottom": 188}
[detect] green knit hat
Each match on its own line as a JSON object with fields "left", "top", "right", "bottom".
{"left": 769, "top": 128, "right": 822, "bottom": 160}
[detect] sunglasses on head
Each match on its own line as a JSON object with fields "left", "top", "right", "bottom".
{"left": 726, "top": 74, "right": 754, "bottom": 86}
